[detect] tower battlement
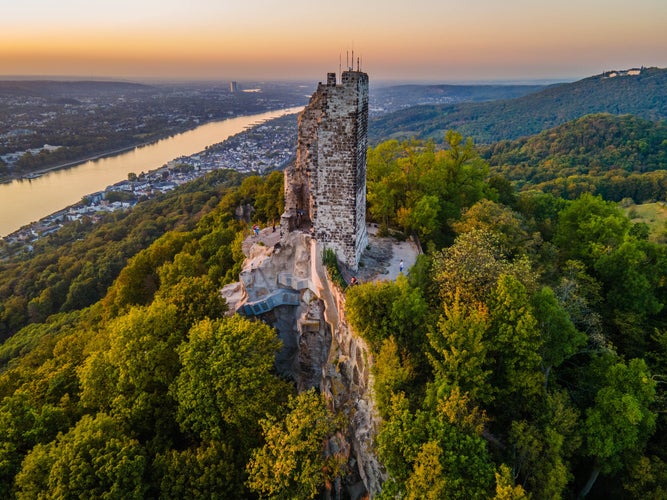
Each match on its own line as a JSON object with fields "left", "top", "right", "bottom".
{"left": 282, "top": 70, "right": 369, "bottom": 271}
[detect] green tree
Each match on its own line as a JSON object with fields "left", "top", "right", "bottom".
{"left": 0, "top": 392, "right": 72, "bottom": 497}
{"left": 77, "top": 349, "right": 118, "bottom": 414}
{"left": 157, "top": 253, "right": 206, "bottom": 289}
{"left": 580, "top": 357, "right": 657, "bottom": 497}
{"left": 509, "top": 418, "right": 571, "bottom": 499}
{"left": 426, "top": 299, "right": 493, "bottom": 406}
{"left": 424, "top": 131, "right": 490, "bottom": 224}
{"left": 246, "top": 389, "right": 345, "bottom": 499}
{"left": 365, "top": 133, "right": 490, "bottom": 245}
{"left": 515, "top": 190, "right": 567, "bottom": 242}
{"left": 345, "top": 275, "right": 429, "bottom": 355}
{"left": 373, "top": 336, "right": 415, "bottom": 418}
{"left": 155, "top": 440, "right": 240, "bottom": 499}
{"left": 376, "top": 393, "right": 429, "bottom": 498}
{"left": 15, "top": 413, "right": 147, "bottom": 500}
{"left": 433, "top": 229, "right": 536, "bottom": 307}
{"left": 253, "top": 170, "right": 285, "bottom": 222}
{"left": 623, "top": 455, "right": 667, "bottom": 498}
{"left": 103, "top": 231, "right": 192, "bottom": 315}
{"left": 554, "top": 260, "right": 604, "bottom": 346}
{"left": 77, "top": 298, "right": 185, "bottom": 448}
{"left": 488, "top": 275, "right": 544, "bottom": 419}
{"left": 404, "top": 441, "right": 448, "bottom": 499}
{"left": 453, "top": 199, "right": 532, "bottom": 257}
{"left": 106, "top": 300, "right": 184, "bottom": 441}
{"left": 377, "top": 392, "right": 495, "bottom": 499}
{"left": 367, "top": 180, "right": 398, "bottom": 231}
{"left": 405, "top": 194, "right": 440, "bottom": 240}
{"left": 156, "top": 275, "right": 227, "bottom": 331}
{"left": 594, "top": 239, "right": 667, "bottom": 356}
{"left": 493, "top": 464, "right": 529, "bottom": 500}
{"left": 595, "top": 240, "right": 665, "bottom": 320}
{"left": 554, "top": 193, "right": 630, "bottom": 267}
{"left": 531, "top": 286, "right": 586, "bottom": 388}
{"left": 173, "top": 316, "right": 292, "bottom": 443}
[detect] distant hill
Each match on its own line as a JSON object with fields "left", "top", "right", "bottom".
{"left": 484, "top": 113, "right": 667, "bottom": 174}
{"left": 370, "top": 83, "right": 545, "bottom": 113}
{"left": 0, "top": 80, "right": 153, "bottom": 99}
{"left": 369, "top": 67, "right": 667, "bottom": 144}
{"left": 484, "top": 113, "right": 667, "bottom": 201}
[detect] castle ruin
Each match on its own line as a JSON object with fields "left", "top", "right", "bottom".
{"left": 223, "top": 69, "right": 388, "bottom": 496}
{"left": 282, "top": 70, "right": 369, "bottom": 271}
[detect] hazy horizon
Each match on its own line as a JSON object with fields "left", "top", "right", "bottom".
{"left": 1, "top": 0, "right": 666, "bottom": 83}
{"left": 0, "top": 74, "right": 580, "bottom": 86}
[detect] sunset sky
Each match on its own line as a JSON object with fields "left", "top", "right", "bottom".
{"left": 1, "top": 0, "right": 666, "bottom": 83}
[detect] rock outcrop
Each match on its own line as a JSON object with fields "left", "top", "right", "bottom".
{"left": 221, "top": 228, "right": 385, "bottom": 498}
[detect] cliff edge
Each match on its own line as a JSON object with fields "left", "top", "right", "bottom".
{"left": 221, "top": 224, "right": 419, "bottom": 498}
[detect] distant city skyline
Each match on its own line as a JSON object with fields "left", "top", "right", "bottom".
{"left": 1, "top": 0, "right": 666, "bottom": 83}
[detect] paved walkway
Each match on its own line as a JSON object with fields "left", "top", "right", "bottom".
{"left": 242, "top": 224, "right": 282, "bottom": 256}
{"left": 353, "top": 224, "right": 421, "bottom": 284}
{"left": 241, "top": 222, "right": 421, "bottom": 284}
{"left": 383, "top": 239, "right": 419, "bottom": 282}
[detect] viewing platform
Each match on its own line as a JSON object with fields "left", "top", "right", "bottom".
{"left": 237, "top": 288, "right": 301, "bottom": 316}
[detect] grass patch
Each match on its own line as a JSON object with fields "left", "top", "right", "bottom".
{"left": 322, "top": 247, "right": 347, "bottom": 289}
{"left": 624, "top": 202, "right": 667, "bottom": 242}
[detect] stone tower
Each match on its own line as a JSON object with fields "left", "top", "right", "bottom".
{"left": 282, "top": 70, "right": 369, "bottom": 271}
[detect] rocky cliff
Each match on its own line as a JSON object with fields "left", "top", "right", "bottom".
{"left": 221, "top": 228, "right": 385, "bottom": 498}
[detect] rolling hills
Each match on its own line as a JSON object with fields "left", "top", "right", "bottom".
{"left": 484, "top": 113, "right": 667, "bottom": 202}
{"left": 369, "top": 66, "right": 667, "bottom": 144}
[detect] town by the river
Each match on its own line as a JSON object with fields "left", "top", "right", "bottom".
{"left": 0, "top": 107, "right": 301, "bottom": 238}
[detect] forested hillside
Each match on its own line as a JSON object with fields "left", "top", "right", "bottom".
{"left": 1, "top": 124, "right": 665, "bottom": 497}
{"left": 370, "top": 83, "right": 544, "bottom": 111}
{"left": 354, "top": 135, "right": 667, "bottom": 498}
{"left": 0, "top": 170, "right": 313, "bottom": 498}
{"left": 369, "top": 67, "right": 667, "bottom": 144}
{"left": 0, "top": 169, "right": 250, "bottom": 341}
{"left": 484, "top": 113, "right": 667, "bottom": 202}
{"left": 2, "top": 62, "right": 667, "bottom": 496}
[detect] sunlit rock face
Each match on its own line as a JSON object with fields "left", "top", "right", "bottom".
{"left": 221, "top": 229, "right": 385, "bottom": 498}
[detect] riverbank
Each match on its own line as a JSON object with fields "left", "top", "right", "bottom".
{"left": 0, "top": 108, "right": 295, "bottom": 185}
{"left": 0, "top": 144, "right": 146, "bottom": 185}
{"left": 0, "top": 107, "right": 300, "bottom": 239}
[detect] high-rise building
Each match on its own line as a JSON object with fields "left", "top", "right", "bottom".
{"left": 229, "top": 81, "right": 239, "bottom": 93}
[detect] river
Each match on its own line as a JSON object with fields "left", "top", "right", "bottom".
{"left": 0, "top": 107, "right": 302, "bottom": 238}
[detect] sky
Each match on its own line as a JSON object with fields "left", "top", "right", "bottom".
{"left": 1, "top": 0, "right": 666, "bottom": 83}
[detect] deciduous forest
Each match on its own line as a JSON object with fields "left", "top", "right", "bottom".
{"left": 1, "top": 89, "right": 667, "bottom": 497}
{"left": 354, "top": 131, "right": 667, "bottom": 498}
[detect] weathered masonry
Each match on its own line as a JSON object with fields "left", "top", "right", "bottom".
{"left": 282, "top": 70, "right": 369, "bottom": 271}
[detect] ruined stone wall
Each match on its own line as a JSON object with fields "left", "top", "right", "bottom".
{"left": 283, "top": 71, "right": 369, "bottom": 270}
{"left": 283, "top": 90, "right": 324, "bottom": 223}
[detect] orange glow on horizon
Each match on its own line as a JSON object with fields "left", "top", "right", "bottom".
{"left": 1, "top": 0, "right": 665, "bottom": 81}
